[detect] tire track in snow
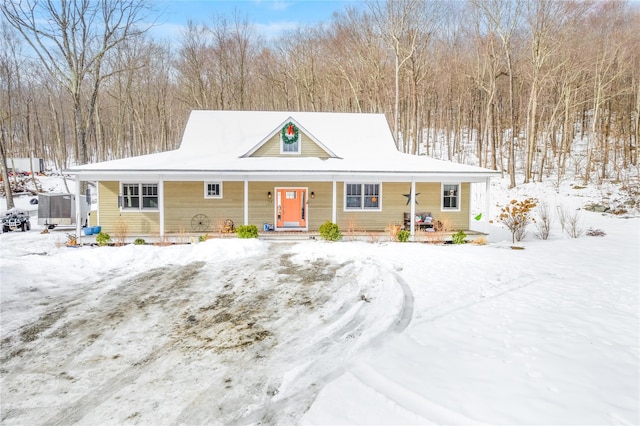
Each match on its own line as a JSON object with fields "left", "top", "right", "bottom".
{"left": 416, "top": 272, "right": 555, "bottom": 325}
{"left": 228, "top": 258, "right": 415, "bottom": 425}
{"left": 349, "top": 364, "right": 484, "bottom": 425}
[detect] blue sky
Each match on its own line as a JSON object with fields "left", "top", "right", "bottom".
{"left": 150, "top": 0, "right": 365, "bottom": 40}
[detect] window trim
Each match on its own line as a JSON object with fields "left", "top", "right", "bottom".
{"left": 441, "top": 183, "right": 461, "bottom": 212}
{"left": 120, "top": 182, "right": 159, "bottom": 211}
{"left": 204, "top": 181, "right": 223, "bottom": 199}
{"left": 343, "top": 182, "right": 382, "bottom": 211}
{"left": 280, "top": 133, "right": 301, "bottom": 154}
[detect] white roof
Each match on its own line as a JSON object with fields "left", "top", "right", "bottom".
{"left": 66, "top": 111, "right": 499, "bottom": 182}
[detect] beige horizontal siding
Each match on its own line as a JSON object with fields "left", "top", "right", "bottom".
{"left": 164, "top": 181, "right": 244, "bottom": 233}
{"left": 96, "top": 180, "right": 471, "bottom": 235}
{"left": 251, "top": 132, "right": 331, "bottom": 158}
{"left": 97, "top": 181, "right": 160, "bottom": 235}
{"left": 334, "top": 182, "right": 470, "bottom": 232}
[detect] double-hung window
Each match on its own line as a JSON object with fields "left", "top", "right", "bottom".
{"left": 204, "top": 182, "right": 222, "bottom": 199}
{"left": 122, "top": 183, "right": 158, "bottom": 210}
{"left": 442, "top": 183, "right": 460, "bottom": 211}
{"left": 345, "top": 183, "right": 381, "bottom": 211}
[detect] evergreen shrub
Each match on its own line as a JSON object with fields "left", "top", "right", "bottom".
{"left": 319, "top": 221, "right": 342, "bottom": 241}
{"left": 397, "top": 229, "right": 410, "bottom": 242}
{"left": 95, "top": 232, "right": 111, "bottom": 246}
{"left": 452, "top": 230, "right": 466, "bottom": 244}
{"left": 237, "top": 225, "right": 259, "bottom": 239}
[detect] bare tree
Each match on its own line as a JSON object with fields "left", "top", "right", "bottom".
{"left": 582, "top": 1, "right": 636, "bottom": 184}
{"left": 368, "top": 0, "right": 427, "bottom": 151}
{"left": 1, "top": 0, "right": 151, "bottom": 166}
{"left": 0, "top": 21, "right": 25, "bottom": 209}
{"left": 470, "top": 0, "right": 521, "bottom": 182}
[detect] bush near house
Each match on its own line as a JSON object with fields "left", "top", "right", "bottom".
{"left": 95, "top": 232, "right": 111, "bottom": 246}
{"left": 319, "top": 221, "right": 342, "bottom": 241}
{"left": 452, "top": 230, "right": 467, "bottom": 244}
{"left": 236, "top": 225, "right": 259, "bottom": 239}
{"left": 397, "top": 229, "right": 410, "bottom": 242}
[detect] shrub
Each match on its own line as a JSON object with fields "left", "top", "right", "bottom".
{"left": 498, "top": 198, "right": 537, "bottom": 243}
{"left": 566, "top": 210, "right": 584, "bottom": 238}
{"left": 113, "top": 219, "right": 129, "bottom": 246}
{"left": 198, "top": 234, "right": 209, "bottom": 242}
{"left": 319, "top": 221, "right": 342, "bottom": 241}
{"left": 397, "top": 229, "right": 410, "bottom": 242}
{"left": 385, "top": 223, "right": 401, "bottom": 240}
{"left": 556, "top": 206, "right": 566, "bottom": 232}
{"left": 471, "top": 236, "right": 488, "bottom": 245}
{"left": 534, "top": 201, "right": 552, "bottom": 240}
{"left": 586, "top": 228, "right": 606, "bottom": 237}
{"left": 452, "top": 230, "right": 466, "bottom": 244}
{"left": 95, "top": 232, "right": 111, "bottom": 246}
{"left": 133, "top": 238, "right": 146, "bottom": 245}
{"left": 236, "top": 224, "right": 259, "bottom": 239}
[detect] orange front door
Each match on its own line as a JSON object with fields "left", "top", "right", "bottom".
{"left": 276, "top": 188, "right": 307, "bottom": 229}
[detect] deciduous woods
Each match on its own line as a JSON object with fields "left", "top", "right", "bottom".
{"left": 1, "top": 0, "right": 637, "bottom": 187}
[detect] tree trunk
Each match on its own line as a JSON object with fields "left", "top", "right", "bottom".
{"left": 0, "top": 135, "right": 15, "bottom": 209}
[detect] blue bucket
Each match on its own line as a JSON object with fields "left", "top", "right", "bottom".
{"left": 83, "top": 227, "right": 94, "bottom": 236}
{"left": 92, "top": 226, "right": 102, "bottom": 234}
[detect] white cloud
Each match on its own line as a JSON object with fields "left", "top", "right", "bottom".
{"left": 255, "top": 20, "right": 299, "bottom": 39}
{"left": 253, "top": 0, "right": 293, "bottom": 12}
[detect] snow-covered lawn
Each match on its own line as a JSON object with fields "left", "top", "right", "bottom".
{"left": 1, "top": 178, "right": 639, "bottom": 425}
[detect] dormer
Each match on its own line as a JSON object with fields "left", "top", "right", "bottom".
{"left": 242, "top": 117, "right": 338, "bottom": 159}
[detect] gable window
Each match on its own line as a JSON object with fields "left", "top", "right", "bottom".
{"left": 282, "top": 138, "right": 299, "bottom": 153}
{"left": 121, "top": 183, "right": 158, "bottom": 210}
{"left": 442, "top": 183, "right": 460, "bottom": 211}
{"left": 281, "top": 122, "right": 301, "bottom": 154}
{"left": 345, "top": 183, "right": 381, "bottom": 211}
{"left": 204, "top": 182, "right": 222, "bottom": 199}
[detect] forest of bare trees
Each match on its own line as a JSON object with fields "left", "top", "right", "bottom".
{"left": 1, "top": 0, "right": 638, "bottom": 189}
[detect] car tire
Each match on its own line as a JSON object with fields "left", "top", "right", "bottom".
{"left": 26, "top": 221, "right": 31, "bottom": 231}
{"left": 2, "top": 225, "right": 9, "bottom": 233}
{"left": 21, "top": 222, "right": 26, "bottom": 232}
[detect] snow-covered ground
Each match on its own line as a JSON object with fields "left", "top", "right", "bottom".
{"left": 1, "top": 175, "right": 639, "bottom": 425}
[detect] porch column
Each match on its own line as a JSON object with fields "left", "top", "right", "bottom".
{"left": 75, "top": 176, "right": 82, "bottom": 245}
{"left": 485, "top": 177, "right": 491, "bottom": 234}
{"left": 244, "top": 178, "right": 249, "bottom": 225}
{"left": 158, "top": 178, "right": 164, "bottom": 237}
{"left": 410, "top": 179, "right": 416, "bottom": 240}
{"left": 332, "top": 178, "right": 337, "bottom": 223}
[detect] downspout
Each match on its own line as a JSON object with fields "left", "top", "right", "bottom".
{"left": 410, "top": 179, "right": 416, "bottom": 241}
{"left": 244, "top": 178, "right": 249, "bottom": 226}
{"left": 332, "top": 178, "right": 337, "bottom": 224}
{"left": 75, "top": 175, "right": 82, "bottom": 245}
{"left": 158, "top": 178, "right": 164, "bottom": 238}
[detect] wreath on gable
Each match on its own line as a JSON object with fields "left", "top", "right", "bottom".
{"left": 281, "top": 122, "right": 299, "bottom": 144}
